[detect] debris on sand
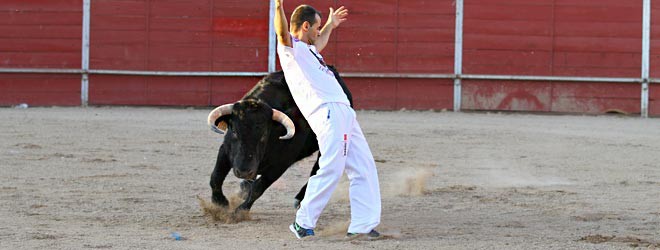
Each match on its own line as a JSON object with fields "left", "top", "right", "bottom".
{"left": 197, "top": 195, "right": 251, "bottom": 224}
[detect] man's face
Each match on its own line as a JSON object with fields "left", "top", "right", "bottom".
{"left": 305, "top": 14, "right": 322, "bottom": 44}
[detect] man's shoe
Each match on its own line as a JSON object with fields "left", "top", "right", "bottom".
{"left": 289, "top": 222, "right": 314, "bottom": 239}
{"left": 346, "top": 229, "right": 381, "bottom": 239}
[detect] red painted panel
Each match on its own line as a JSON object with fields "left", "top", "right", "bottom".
{"left": 650, "top": 84, "right": 660, "bottom": 116}
{"left": 0, "top": 25, "right": 80, "bottom": 39}
{"left": 468, "top": 0, "right": 553, "bottom": 5}
{"left": 463, "top": 50, "right": 552, "bottom": 75}
{"left": 554, "top": 5, "right": 641, "bottom": 23}
{"left": 461, "top": 80, "right": 641, "bottom": 114}
{"left": 213, "top": 1, "right": 267, "bottom": 17}
{"left": 553, "top": 52, "right": 640, "bottom": 77}
{"left": 0, "top": 1, "right": 81, "bottom": 70}
{"left": 336, "top": 42, "right": 396, "bottom": 57}
{"left": 398, "top": 0, "right": 454, "bottom": 14}
{"left": 652, "top": 53, "right": 660, "bottom": 78}
{"left": 397, "top": 42, "right": 453, "bottom": 73}
{"left": 336, "top": 55, "right": 396, "bottom": 73}
{"left": 554, "top": 21, "right": 641, "bottom": 38}
{"left": 651, "top": 1, "right": 660, "bottom": 78}
{"left": 151, "top": 17, "right": 211, "bottom": 32}
{"left": 464, "top": 34, "right": 553, "bottom": 51}
{"left": 397, "top": 42, "right": 453, "bottom": 57}
{"left": 90, "top": 75, "right": 212, "bottom": 106}
{"left": 398, "top": 14, "right": 454, "bottom": 29}
{"left": 396, "top": 79, "right": 453, "bottom": 110}
{"left": 145, "top": 77, "right": 211, "bottom": 106}
{"left": 462, "top": 80, "right": 552, "bottom": 112}
{"left": 150, "top": 1, "right": 211, "bottom": 18}
{"left": 0, "top": 74, "right": 80, "bottom": 106}
{"left": 89, "top": 75, "right": 148, "bottom": 105}
{"left": 465, "top": 4, "right": 553, "bottom": 21}
{"left": 343, "top": 78, "right": 397, "bottom": 110}
{"left": 1, "top": 11, "right": 80, "bottom": 25}
{"left": 212, "top": 17, "right": 268, "bottom": 34}
{"left": 398, "top": 29, "right": 454, "bottom": 43}
{"left": 555, "top": 52, "right": 640, "bottom": 68}
{"left": 0, "top": 0, "right": 81, "bottom": 12}
{"left": 147, "top": 45, "right": 212, "bottom": 71}
{"left": 210, "top": 77, "right": 262, "bottom": 105}
{"left": 92, "top": 0, "right": 147, "bottom": 16}
{"left": 149, "top": 31, "right": 211, "bottom": 46}
{"left": 335, "top": 0, "right": 398, "bottom": 15}
{"left": 91, "top": 15, "right": 146, "bottom": 31}
{"left": 92, "top": 30, "right": 147, "bottom": 46}
{"left": 336, "top": 28, "right": 396, "bottom": 43}
{"left": 0, "top": 38, "right": 80, "bottom": 53}
{"left": 397, "top": 56, "right": 453, "bottom": 73}
{"left": 551, "top": 82, "right": 640, "bottom": 114}
{"left": 212, "top": 47, "right": 268, "bottom": 72}
{"left": 466, "top": 20, "right": 551, "bottom": 37}
{"left": 465, "top": 64, "right": 552, "bottom": 76}
{"left": 552, "top": 67, "right": 640, "bottom": 78}
{"left": 90, "top": 44, "right": 147, "bottom": 70}
{"left": 1, "top": 52, "right": 80, "bottom": 68}
{"left": 341, "top": 14, "right": 397, "bottom": 28}
{"left": 554, "top": 37, "right": 640, "bottom": 54}
{"left": 463, "top": 1, "right": 643, "bottom": 78}
{"left": 554, "top": 0, "right": 641, "bottom": 7}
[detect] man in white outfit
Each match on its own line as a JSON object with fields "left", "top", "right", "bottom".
{"left": 274, "top": 0, "right": 382, "bottom": 239}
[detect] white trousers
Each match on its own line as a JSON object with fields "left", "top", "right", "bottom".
{"left": 295, "top": 102, "right": 381, "bottom": 233}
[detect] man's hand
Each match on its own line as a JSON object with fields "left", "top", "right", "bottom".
{"left": 274, "top": 0, "right": 291, "bottom": 47}
{"left": 314, "top": 6, "right": 348, "bottom": 52}
{"left": 327, "top": 6, "right": 348, "bottom": 28}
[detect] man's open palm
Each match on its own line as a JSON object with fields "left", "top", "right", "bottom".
{"left": 328, "top": 6, "right": 349, "bottom": 28}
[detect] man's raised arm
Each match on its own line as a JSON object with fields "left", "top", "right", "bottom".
{"left": 315, "top": 6, "right": 348, "bottom": 52}
{"left": 274, "top": 0, "right": 292, "bottom": 47}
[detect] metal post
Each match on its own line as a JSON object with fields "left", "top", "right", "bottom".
{"left": 268, "top": 0, "right": 276, "bottom": 73}
{"left": 641, "top": 0, "right": 651, "bottom": 118}
{"left": 453, "top": 0, "right": 464, "bottom": 112}
{"left": 81, "top": 0, "right": 91, "bottom": 107}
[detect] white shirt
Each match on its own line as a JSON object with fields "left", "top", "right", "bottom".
{"left": 277, "top": 35, "right": 350, "bottom": 117}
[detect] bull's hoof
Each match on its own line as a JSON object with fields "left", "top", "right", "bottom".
{"left": 212, "top": 196, "right": 229, "bottom": 207}
{"left": 235, "top": 204, "right": 251, "bottom": 213}
{"left": 293, "top": 199, "right": 301, "bottom": 209}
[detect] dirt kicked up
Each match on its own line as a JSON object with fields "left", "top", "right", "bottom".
{"left": 1, "top": 107, "right": 659, "bottom": 249}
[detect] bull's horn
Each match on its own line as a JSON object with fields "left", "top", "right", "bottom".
{"left": 207, "top": 104, "right": 234, "bottom": 134}
{"left": 272, "top": 109, "right": 295, "bottom": 140}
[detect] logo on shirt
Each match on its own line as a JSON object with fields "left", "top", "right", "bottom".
{"left": 343, "top": 133, "right": 348, "bottom": 156}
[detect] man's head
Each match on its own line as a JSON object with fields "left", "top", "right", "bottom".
{"left": 290, "top": 5, "right": 322, "bottom": 45}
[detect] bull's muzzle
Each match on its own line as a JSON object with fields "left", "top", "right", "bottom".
{"left": 233, "top": 168, "right": 257, "bottom": 180}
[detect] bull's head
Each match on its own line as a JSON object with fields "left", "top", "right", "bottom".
{"left": 207, "top": 99, "right": 295, "bottom": 180}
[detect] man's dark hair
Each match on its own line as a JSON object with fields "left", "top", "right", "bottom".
{"left": 290, "top": 5, "right": 321, "bottom": 31}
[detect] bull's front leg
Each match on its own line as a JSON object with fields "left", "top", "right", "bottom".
{"left": 236, "top": 165, "right": 288, "bottom": 212}
{"left": 210, "top": 144, "right": 231, "bottom": 207}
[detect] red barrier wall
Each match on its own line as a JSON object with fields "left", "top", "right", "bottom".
{"left": 463, "top": 0, "right": 643, "bottom": 114}
{"left": 0, "top": 0, "right": 81, "bottom": 106}
{"left": 0, "top": 0, "right": 658, "bottom": 116}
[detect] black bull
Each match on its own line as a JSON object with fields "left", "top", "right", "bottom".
{"left": 208, "top": 66, "right": 353, "bottom": 211}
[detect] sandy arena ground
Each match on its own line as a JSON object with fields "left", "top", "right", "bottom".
{"left": 0, "top": 106, "right": 659, "bottom": 249}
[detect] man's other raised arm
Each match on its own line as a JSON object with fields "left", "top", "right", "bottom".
{"left": 275, "top": 0, "right": 292, "bottom": 47}
{"left": 315, "top": 6, "right": 348, "bottom": 52}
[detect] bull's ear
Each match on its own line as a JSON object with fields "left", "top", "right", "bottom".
{"left": 208, "top": 103, "right": 235, "bottom": 134}
{"left": 214, "top": 115, "right": 232, "bottom": 133}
